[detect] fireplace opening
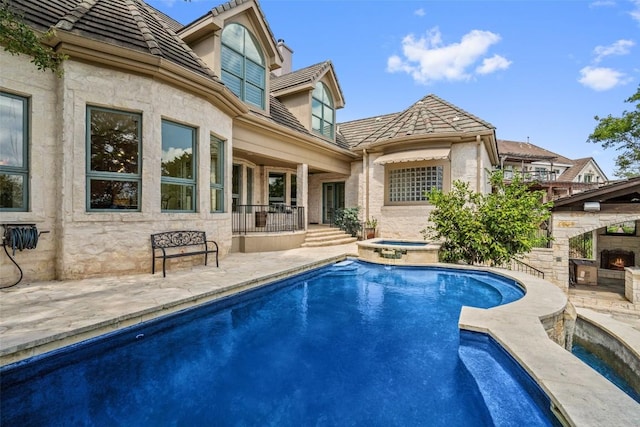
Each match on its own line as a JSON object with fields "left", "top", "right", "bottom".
{"left": 600, "top": 250, "right": 635, "bottom": 271}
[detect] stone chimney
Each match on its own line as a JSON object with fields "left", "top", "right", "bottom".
{"left": 274, "top": 39, "right": 293, "bottom": 76}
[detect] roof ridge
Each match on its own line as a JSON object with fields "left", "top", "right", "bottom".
{"left": 418, "top": 101, "right": 464, "bottom": 132}
{"left": 127, "top": 0, "right": 162, "bottom": 56}
{"left": 141, "top": 1, "right": 218, "bottom": 79}
{"left": 55, "top": 0, "right": 97, "bottom": 31}
{"left": 426, "top": 93, "right": 494, "bottom": 129}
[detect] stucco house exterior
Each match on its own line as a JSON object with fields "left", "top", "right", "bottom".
{"left": 1, "top": 0, "right": 504, "bottom": 284}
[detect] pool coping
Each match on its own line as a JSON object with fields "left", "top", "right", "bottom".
{"left": 457, "top": 265, "right": 640, "bottom": 427}
{"left": 2, "top": 249, "right": 639, "bottom": 426}
{"left": 0, "top": 254, "right": 349, "bottom": 365}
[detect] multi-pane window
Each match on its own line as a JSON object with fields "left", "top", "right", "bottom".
{"left": 388, "top": 165, "right": 443, "bottom": 202}
{"left": 221, "top": 23, "right": 265, "bottom": 109}
{"left": 312, "top": 83, "right": 334, "bottom": 139}
{"left": 0, "top": 92, "right": 29, "bottom": 211}
{"left": 87, "top": 106, "right": 141, "bottom": 211}
{"left": 161, "top": 120, "right": 196, "bottom": 212}
{"left": 210, "top": 136, "right": 224, "bottom": 213}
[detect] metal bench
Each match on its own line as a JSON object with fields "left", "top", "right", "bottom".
{"left": 151, "top": 230, "right": 219, "bottom": 277}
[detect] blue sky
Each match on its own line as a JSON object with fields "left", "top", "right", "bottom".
{"left": 148, "top": 0, "right": 640, "bottom": 179}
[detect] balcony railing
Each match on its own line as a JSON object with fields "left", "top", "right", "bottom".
{"left": 503, "top": 170, "right": 558, "bottom": 182}
{"left": 232, "top": 204, "right": 305, "bottom": 234}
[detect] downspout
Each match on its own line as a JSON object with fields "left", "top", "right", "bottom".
{"left": 363, "top": 149, "right": 369, "bottom": 220}
{"left": 476, "top": 135, "right": 482, "bottom": 192}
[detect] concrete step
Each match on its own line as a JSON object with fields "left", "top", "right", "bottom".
{"left": 305, "top": 228, "right": 346, "bottom": 237}
{"left": 301, "top": 236, "right": 358, "bottom": 247}
{"left": 304, "top": 233, "right": 354, "bottom": 243}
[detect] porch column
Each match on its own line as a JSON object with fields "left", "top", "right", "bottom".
{"left": 297, "top": 163, "right": 308, "bottom": 230}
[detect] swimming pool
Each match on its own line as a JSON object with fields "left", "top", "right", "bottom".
{"left": 0, "top": 259, "right": 556, "bottom": 425}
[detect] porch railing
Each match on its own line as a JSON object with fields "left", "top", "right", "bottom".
{"left": 232, "top": 204, "right": 305, "bottom": 234}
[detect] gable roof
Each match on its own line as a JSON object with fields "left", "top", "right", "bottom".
{"left": 559, "top": 157, "right": 594, "bottom": 181}
{"left": 270, "top": 61, "right": 345, "bottom": 108}
{"left": 349, "top": 94, "right": 495, "bottom": 148}
{"left": 178, "top": 0, "right": 282, "bottom": 72}
{"left": 9, "top": 0, "right": 216, "bottom": 79}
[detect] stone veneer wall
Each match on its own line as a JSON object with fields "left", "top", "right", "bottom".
{"left": 626, "top": 267, "right": 640, "bottom": 303}
{"left": 1, "top": 54, "right": 234, "bottom": 284}
{"left": 545, "top": 213, "right": 640, "bottom": 293}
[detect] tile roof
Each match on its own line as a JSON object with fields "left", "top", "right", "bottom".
{"left": 498, "top": 140, "right": 573, "bottom": 164}
{"left": 337, "top": 113, "right": 399, "bottom": 147}
{"left": 270, "top": 61, "right": 334, "bottom": 93}
{"left": 9, "top": 0, "right": 216, "bottom": 79}
{"left": 348, "top": 94, "right": 495, "bottom": 148}
{"left": 146, "top": 2, "right": 183, "bottom": 32}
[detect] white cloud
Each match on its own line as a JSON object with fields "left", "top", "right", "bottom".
{"left": 578, "top": 66, "right": 632, "bottom": 91}
{"left": 476, "top": 55, "right": 512, "bottom": 74}
{"left": 589, "top": 0, "right": 616, "bottom": 7}
{"left": 630, "top": 0, "right": 640, "bottom": 23}
{"left": 593, "top": 39, "right": 635, "bottom": 63}
{"left": 414, "top": 8, "right": 425, "bottom": 17}
{"left": 386, "top": 27, "right": 507, "bottom": 84}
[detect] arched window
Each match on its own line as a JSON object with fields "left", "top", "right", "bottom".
{"left": 312, "top": 82, "right": 334, "bottom": 138}
{"left": 221, "top": 23, "right": 265, "bottom": 109}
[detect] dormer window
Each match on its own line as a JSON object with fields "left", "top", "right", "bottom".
{"left": 221, "top": 23, "right": 265, "bottom": 109}
{"left": 312, "top": 82, "right": 334, "bottom": 139}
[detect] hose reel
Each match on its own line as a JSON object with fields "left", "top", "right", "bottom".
{"left": 2, "top": 224, "right": 49, "bottom": 287}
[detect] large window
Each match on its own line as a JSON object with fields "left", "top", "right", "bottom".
{"left": 312, "top": 83, "right": 334, "bottom": 139}
{"left": 87, "top": 106, "right": 141, "bottom": 211}
{"left": 210, "top": 136, "right": 224, "bottom": 213}
{"left": 1, "top": 92, "right": 29, "bottom": 211}
{"left": 221, "top": 23, "right": 265, "bottom": 109}
{"left": 161, "top": 120, "right": 196, "bottom": 212}
{"left": 388, "top": 165, "right": 443, "bottom": 203}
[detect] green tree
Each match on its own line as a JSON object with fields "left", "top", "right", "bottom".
{"left": 422, "top": 171, "right": 553, "bottom": 265}
{"left": 0, "top": 0, "right": 67, "bottom": 76}
{"left": 587, "top": 85, "right": 640, "bottom": 178}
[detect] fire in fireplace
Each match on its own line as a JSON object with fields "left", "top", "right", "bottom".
{"left": 600, "top": 250, "right": 635, "bottom": 271}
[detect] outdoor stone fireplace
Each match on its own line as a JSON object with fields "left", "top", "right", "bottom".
{"left": 600, "top": 250, "right": 636, "bottom": 271}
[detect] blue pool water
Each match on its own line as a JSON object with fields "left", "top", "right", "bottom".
{"left": 1, "top": 259, "right": 556, "bottom": 426}
{"left": 572, "top": 344, "right": 640, "bottom": 403}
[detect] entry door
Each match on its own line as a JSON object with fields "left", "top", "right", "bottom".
{"left": 323, "top": 182, "right": 345, "bottom": 224}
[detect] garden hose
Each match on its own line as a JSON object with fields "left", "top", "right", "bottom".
{"left": 2, "top": 225, "right": 46, "bottom": 288}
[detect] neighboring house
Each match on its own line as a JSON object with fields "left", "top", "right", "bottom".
{"left": 498, "top": 139, "right": 608, "bottom": 201}
{"left": 0, "top": 0, "right": 499, "bottom": 283}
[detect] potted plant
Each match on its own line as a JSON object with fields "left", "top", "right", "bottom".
{"left": 364, "top": 217, "right": 377, "bottom": 239}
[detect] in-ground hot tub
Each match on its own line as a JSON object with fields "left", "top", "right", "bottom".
{"left": 357, "top": 238, "right": 441, "bottom": 265}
